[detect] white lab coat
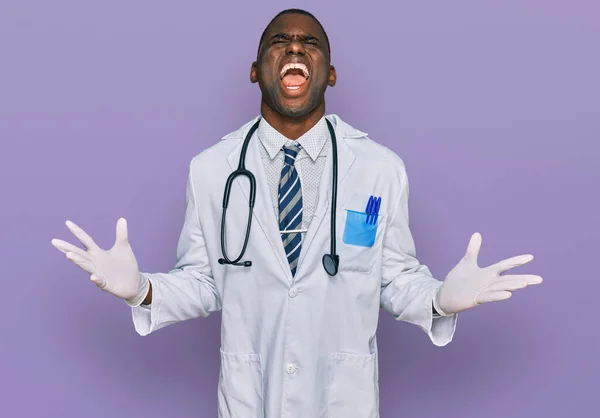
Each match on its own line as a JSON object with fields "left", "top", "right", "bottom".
{"left": 131, "top": 114, "right": 458, "bottom": 418}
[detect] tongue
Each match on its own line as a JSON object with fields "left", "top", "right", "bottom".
{"left": 282, "top": 74, "right": 306, "bottom": 87}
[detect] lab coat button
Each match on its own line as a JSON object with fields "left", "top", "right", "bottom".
{"left": 285, "top": 363, "right": 297, "bottom": 374}
{"left": 288, "top": 288, "right": 298, "bottom": 298}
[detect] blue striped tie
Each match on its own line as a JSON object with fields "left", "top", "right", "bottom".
{"left": 279, "top": 143, "right": 303, "bottom": 276}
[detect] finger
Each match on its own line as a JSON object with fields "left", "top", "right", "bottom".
{"left": 496, "top": 274, "right": 543, "bottom": 286}
{"left": 115, "top": 217, "right": 128, "bottom": 245}
{"left": 490, "top": 279, "right": 530, "bottom": 292}
{"left": 65, "top": 220, "right": 100, "bottom": 251}
{"left": 90, "top": 274, "right": 106, "bottom": 289}
{"left": 51, "top": 238, "right": 87, "bottom": 257}
{"left": 476, "top": 290, "right": 512, "bottom": 304}
{"left": 65, "top": 252, "right": 95, "bottom": 274}
{"left": 488, "top": 254, "right": 534, "bottom": 274}
{"left": 464, "top": 232, "right": 482, "bottom": 264}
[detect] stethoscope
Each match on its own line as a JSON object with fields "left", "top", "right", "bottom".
{"left": 217, "top": 117, "right": 340, "bottom": 276}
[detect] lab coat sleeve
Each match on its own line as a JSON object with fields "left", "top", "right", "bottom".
{"left": 130, "top": 162, "right": 220, "bottom": 336}
{"left": 380, "top": 161, "right": 457, "bottom": 347}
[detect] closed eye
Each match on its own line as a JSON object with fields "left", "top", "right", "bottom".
{"left": 271, "top": 33, "right": 289, "bottom": 44}
{"left": 269, "top": 34, "right": 321, "bottom": 47}
{"left": 302, "top": 36, "right": 320, "bottom": 46}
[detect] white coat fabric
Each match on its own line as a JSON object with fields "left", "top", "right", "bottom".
{"left": 131, "top": 114, "right": 458, "bottom": 418}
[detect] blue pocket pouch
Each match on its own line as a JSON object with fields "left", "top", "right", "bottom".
{"left": 342, "top": 210, "right": 378, "bottom": 247}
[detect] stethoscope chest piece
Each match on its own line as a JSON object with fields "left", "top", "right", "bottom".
{"left": 322, "top": 253, "right": 339, "bottom": 276}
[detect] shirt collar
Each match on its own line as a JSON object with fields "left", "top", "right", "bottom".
{"left": 257, "top": 116, "right": 329, "bottom": 162}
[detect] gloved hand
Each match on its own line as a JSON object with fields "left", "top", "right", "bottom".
{"left": 434, "top": 232, "right": 543, "bottom": 315}
{"left": 51, "top": 218, "right": 149, "bottom": 306}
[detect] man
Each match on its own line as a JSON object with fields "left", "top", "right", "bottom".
{"left": 51, "top": 9, "right": 542, "bottom": 418}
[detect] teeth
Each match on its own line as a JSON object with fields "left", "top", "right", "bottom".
{"left": 280, "top": 63, "right": 310, "bottom": 79}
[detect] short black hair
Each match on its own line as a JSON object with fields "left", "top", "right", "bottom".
{"left": 257, "top": 8, "right": 331, "bottom": 59}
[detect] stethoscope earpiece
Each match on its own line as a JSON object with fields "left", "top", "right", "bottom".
{"left": 218, "top": 258, "right": 252, "bottom": 267}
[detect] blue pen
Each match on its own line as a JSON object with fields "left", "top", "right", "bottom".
{"left": 370, "top": 196, "right": 378, "bottom": 224}
{"left": 373, "top": 197, "right": 381, "bottom": 224}
{"left": 365, "top": 196, "right": 374, "bottom": 224}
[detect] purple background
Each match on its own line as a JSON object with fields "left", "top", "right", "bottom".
{"left": 1, "top": 1, "right": 598, "bottom": 417}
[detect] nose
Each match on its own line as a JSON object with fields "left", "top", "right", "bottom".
{"left": 285, "top": 37, "right": 305, "bottom": 56}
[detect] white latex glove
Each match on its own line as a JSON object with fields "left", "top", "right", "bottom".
{"left": 51, "top": 218, "right": 149, "bottom": 306}
{"left": 434, "top": 232, "right": 543, "bottom": 315}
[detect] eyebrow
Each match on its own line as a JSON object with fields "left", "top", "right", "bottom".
{"left": 270, "top": 33, "right": 321, "bottom": 43}
{"left": 302, "top": 35, "right": 319, "bottom": 42}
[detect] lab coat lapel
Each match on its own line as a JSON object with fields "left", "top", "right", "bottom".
{"left": 297, "top": 116, "right": 358, "bottom": 271}
{"left": 226, "top": 120, "right": 293, "bottom": 283}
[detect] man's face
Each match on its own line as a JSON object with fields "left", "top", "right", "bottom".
{"left": 251, "top": 14, "right": 336, "bottom": 118}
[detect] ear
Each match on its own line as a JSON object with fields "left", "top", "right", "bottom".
{"left": 250, "top": 61, "right": 258, "bottom": 83}
{"left": 328, "top": 65, "right": 337, "bottom": 87}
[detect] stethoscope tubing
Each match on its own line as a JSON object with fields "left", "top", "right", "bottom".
{"left": 218, "top": 117, "right": 339, "bottom": 275}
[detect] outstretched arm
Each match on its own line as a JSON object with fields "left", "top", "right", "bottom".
{"left": 51, "top": 162, "right": 221, "bottom": 335}
{"left": 379, "top": 162, "right": 457, "bottom": 346}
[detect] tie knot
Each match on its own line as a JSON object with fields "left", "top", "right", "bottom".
{"left": 283, "top": 143, "right": 301, "bottom": 166}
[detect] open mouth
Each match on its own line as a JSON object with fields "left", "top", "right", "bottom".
{"left": 279, "top": 62, "right": 310, "bottom": 91}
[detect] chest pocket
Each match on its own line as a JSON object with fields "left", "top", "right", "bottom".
{"left": 336, "top": 196, "right": 386, "bottom": 274}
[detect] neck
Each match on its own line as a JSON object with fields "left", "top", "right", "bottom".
{"left": 260, "top": 101, "right": 325, "bottom": 140}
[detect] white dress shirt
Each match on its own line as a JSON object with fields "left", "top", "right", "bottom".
{"left": 256, "top": 116, "right": 330, "bottom": 235}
